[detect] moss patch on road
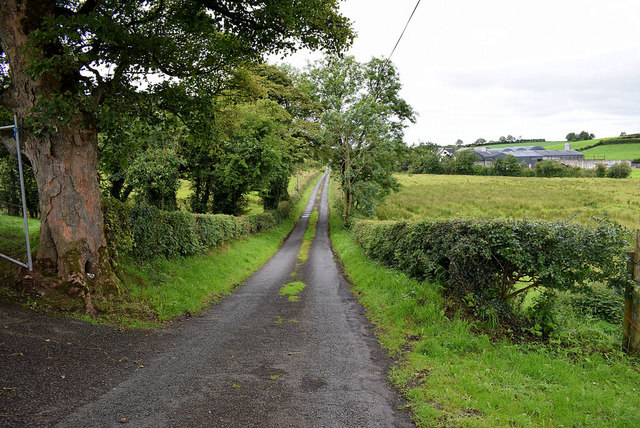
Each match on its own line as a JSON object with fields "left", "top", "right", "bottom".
{"left": 279, "top": 281, "right": 307, "bottom": 302}
{"left": 297, "top": 209, "right": 318, "bottom": 263}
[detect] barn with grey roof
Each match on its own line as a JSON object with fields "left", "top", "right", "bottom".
{"left": 472, "top": 145, "right": 584, "bottom": 168}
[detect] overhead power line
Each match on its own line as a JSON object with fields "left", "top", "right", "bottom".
{"left": 389, "top": 0, "right": 421, "bottom": 59}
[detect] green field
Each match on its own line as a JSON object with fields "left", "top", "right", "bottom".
{"left": 480, "top": 139, "right": 601, "bottom": 151}
{"left": 582, "top": 143, "right": 640, "bottom": 160}
{"left": 376, "top": 174, "right": 640, "bottom": 230}
{"left": 330, "top": 183, "right": 640, "bottom": 427}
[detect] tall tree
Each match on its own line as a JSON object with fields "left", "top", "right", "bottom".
{"left": 0, "top": 1, "right": 352, "bottom": 307}
{"left": 304, "top": 56, "right": 414, "bottom": 221}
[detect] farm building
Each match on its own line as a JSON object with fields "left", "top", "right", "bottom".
{"left": 471, "top": 145, "right": 584, "bottom": 168}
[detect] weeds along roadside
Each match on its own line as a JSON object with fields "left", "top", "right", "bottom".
{"left": 1, "top": 171, "right": 322, "bottom": 328}
{"left": 327, "top": 180, "right": 640, "bottom": 427}
{"left": 98, "top": 171, "right": 324, "bottom": 327}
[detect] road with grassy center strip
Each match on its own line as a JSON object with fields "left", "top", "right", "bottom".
{"left": 1, "top": 171, "right": 413, "bottom": 427}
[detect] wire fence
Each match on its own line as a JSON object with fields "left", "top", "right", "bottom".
{"left": 0, "top": 116, "right": 33, "bottom": 270}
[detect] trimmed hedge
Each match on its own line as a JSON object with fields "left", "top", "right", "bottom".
{"left": 352, "top": 218, "right": 630, "bottom": 318}
{"left": 104, "top": 171, "right": 320, "bottom": 260}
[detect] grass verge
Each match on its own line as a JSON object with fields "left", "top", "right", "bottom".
{"left": 329, "top": 183, "right": 640, "bottom": 427}
{"left": 100, "top": 174, "right": 321, "bottom": 327}
{"left": 1, "top": 173, "right": 320, "bottom": 328}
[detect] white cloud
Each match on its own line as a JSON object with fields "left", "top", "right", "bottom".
{"left": 272, "top": 0, "right": 640, "bottom": 144}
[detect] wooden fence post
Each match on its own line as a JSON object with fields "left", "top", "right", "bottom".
{"left": 624, "top": 229, "right": 640, "bottom": 353}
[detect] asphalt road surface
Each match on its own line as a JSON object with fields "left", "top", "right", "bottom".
{"left": 1, "top": 172, "right": 413, "bottom": 427}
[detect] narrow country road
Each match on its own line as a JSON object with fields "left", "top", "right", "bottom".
{"left": 1, "top": 172, "right": 413, "bottom": 427}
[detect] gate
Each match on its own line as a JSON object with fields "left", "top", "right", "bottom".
{"left": 0, "top": 114, "right": 33, "bottom": 271}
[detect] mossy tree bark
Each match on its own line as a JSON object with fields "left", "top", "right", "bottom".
{"left": 0, "top": 1, "right": 114, "bottom": 311}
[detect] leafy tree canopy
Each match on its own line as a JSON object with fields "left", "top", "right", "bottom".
{"left": 302, "top": 55, "right": 415, "bottom": 220}
{"left": 0, "top": 0, "right": 353, "bottom": 301}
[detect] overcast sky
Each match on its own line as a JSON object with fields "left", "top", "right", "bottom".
{"left": 271, "top": 0, "right": 640, "bottom": 146}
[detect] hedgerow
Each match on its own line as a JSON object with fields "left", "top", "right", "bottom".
{"left": 352, "top": 218, "right": 631, "bottom": 322}
{"left": 104, "top": 172, "right": 320, "bottom": 260}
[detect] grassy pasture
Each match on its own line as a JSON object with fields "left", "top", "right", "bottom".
{"left": 376, "top": 174, "right": 640, "bottom": 230}
{"left": 582, "top": 143, "right": 640, "bottom": 160}
{"left": 329, "top": 183, "right": 640, "bottom": 427}
{"left": 481, "top": 139, "right": 601, "bottom": 151}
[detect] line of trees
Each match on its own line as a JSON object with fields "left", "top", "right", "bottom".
{"left": 0, "top": 0, "right": 354, "bottom": 307}
{"left": 566, "top": 131, "right": 595, "bottom": 142}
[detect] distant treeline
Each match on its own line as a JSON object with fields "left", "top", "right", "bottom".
{"left": 398, "top": 143, "right": 632, "bottom": 179}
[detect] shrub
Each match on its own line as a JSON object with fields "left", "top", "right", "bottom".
{"left": 194, "top": 214, "right": 243, "bottom": 248}
{"left": 534, "top": 160, "right": 568, "bottom": 177}
{"left": 102, "top": 197, "right": 133, "bottom": 262}
{"left": 103, "top": 171, "right": 321, "bottom": 260}
{"left": 125, "top": 147, "right": 183, "bottom": 210}
{"left": 595, "top": 163, "right": 607, "bottom": 178}
{"left": 352, "top": 218, "right": 631, "bottom": 322}
{"left": 569, "top": 284, "right": 624, "bottom": 323}
{"left": 606, "top": 162, "right": 632, "bottom": 178}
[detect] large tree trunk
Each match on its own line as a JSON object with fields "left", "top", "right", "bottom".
{"left": 26, "top": 122, "right": 111, "bottom": 284}
{"left": 1, "top": 0, "right": 116, "bottom": 312}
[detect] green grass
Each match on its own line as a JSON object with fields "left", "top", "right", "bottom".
{"left": 582, "top": 143, "right": 640, "bottom": 160}
{"left": 481, "top": 140, "right": 563, "bottom": 149}
{"left": 111, "top": 177, "right": 320, "bottom": 325}
{"left": 376, "top": 174, "right": 640, "bottom": 230}
{"left": 0, "top": 214, "right": 40, "bottom": 286}
{"left": 631, "top": 169, "right": 640, "bottom": 179}
{"left": 480, "top": 140, "right": 603, "bottom": 151}
{"left": 297, "top": 209, "right": 318, "bottom": 263}
{"left": 0, "top": 214, "right": 39, "bottom": 255}
{"left": 244, "top": 191, "right": 264, "bottom": 215}
{"left": 329, "top": 184, "right": 640, "bottom": 427}
{"left": 176, "top": 179, "right": 192, "bottom": 200}
{"left": 279, "top": 281, "right": 306, "bottom": 302}
{"left": 0, "top": 174, "right": 320, "bottom": 327}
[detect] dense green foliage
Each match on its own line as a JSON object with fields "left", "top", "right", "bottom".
{"left": 104, "top": 172, "right": 319, "bottom": 261}
{"left": 402, "top": 144, "right": 632, "bottom": 178}
{"left": 99, "top": 64, "right": 322, "bottom": 216}
{"left": 606, "top": 162, "right": 633, "bottom": 178}
{"left": 0, "top": 0, "right": 353, "bottom": 288}
{"left": 125, "top": 147, "right": 184, "bottom": 210}
{"left": 566, "top": 131, "right": 595, "bottom": 142}
{"left": 0, "top": 147, "right": 39, "bottom": 217}
{"left": 113, "top": 172, "right": 310, "bottom": 261}
{"left": 302, "top": 56, "right": 414, "bottom": 220}
{"left": 352, "top": 218, "right": 631, "bottom": 324}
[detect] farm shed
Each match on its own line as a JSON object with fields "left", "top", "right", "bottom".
{"left": 472, "top": 146, "right": 584, "bottom": 168}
